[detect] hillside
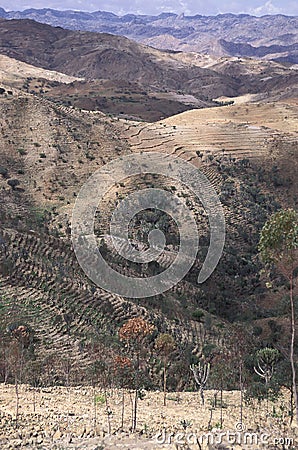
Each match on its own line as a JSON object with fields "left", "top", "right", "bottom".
{"left": 0, "top": 75, "right": 297, "bottom": 372}
{"left": 0, "top": 88, "right": 224, "bottom": 378}
{"left": 0, "top": 54, "right": 82, "bottom": 88}
{"left": 1, "top": 8, "right": 297, "bottom": 63}
{"left": 0, "top": 18, "right": 235, "bottom": 93}
{"left": 0, "top": 18, "right": 297, "bottom": 122}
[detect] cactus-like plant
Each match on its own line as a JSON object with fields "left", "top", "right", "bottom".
{"left": 254, "top": 348, "right": 279, "bottom": 385}
{"left": 190, "top": 361, "right": 210, "bottom": 405}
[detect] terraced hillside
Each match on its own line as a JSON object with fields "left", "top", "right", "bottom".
{"left": 119, "top": 101, "right": 297, "bottom": 186}
{"left": 0, "top": 78, "right": 297, "bottom": 371}
{"left": 0, "top": 88, "right": 233, "bottom": 386}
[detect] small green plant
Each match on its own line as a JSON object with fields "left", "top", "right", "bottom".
{"left": 95, "top": 394, "right": 106, "bottom": 405}
{"left": 141, "top": 423, "right": 150, "bottom": 436}
{"left": 208, "top": 396, "right": 228, "bottom": 409}
{"left": 39, "top": 153, "right": 46, "bottom": 158}
{"left": 254, "top": 348, "right": 279, "bottom": 385}
{"left": 271, "top": 404, "right": 286, "bottom": 419}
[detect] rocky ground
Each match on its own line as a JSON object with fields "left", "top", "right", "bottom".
{"left": 0, "top": 384, "right": 297, "bottom": 449}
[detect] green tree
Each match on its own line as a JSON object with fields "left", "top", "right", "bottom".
{"left": 258, "top": 208, "right": 298, "bottom": 423}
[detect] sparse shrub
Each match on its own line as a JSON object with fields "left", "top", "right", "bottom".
{"left": 252, "top": 325, "right": 263, "bottom": 337}
{"left": 86, "top": 153, "right": 95, "bottom": 161}
{"left": 7, "top": 179, "right": 20, "bottom": 190}
{"left": 179, "top": 419, "right": 192, "bottom": 430}
{"left": 0, "top": 166, "right": 8, "bottom": 177}
{"left": 192, "top": 309, "right": 205, "bottom": 322}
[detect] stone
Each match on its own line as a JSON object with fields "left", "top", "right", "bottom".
{"left": 53, "top": 429, "right": 63, "bottom": 440}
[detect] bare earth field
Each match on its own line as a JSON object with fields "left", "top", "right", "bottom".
{"left": 0, "top": 384, "right": 297, "bottom": 449}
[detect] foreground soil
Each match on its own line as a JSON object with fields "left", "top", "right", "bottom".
{"left": 0, "top": 384, "right": 297, "bottom": 449}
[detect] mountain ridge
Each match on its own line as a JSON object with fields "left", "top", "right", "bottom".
{"left": 0, "top": 8, "right": 297, "bottom": 62}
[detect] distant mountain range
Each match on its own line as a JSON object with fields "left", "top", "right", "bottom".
{"left": 0, "top": 8, "right": 297, "bottom": 63}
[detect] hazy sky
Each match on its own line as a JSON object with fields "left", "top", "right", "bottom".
{"left": 1, "top": 0, "right": 297, "bottom": 16}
